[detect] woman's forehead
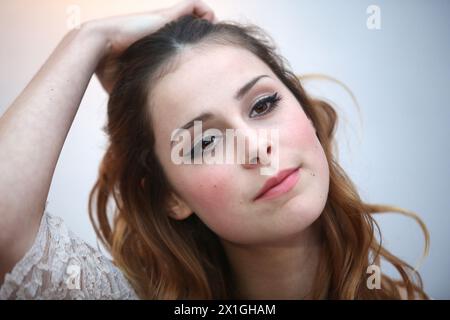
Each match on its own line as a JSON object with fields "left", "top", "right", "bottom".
{"left": 149, "top": 46, "right": 275, "bottom": 130}
{"left": 152, "top": 46, "right": 272, "bottom": 106}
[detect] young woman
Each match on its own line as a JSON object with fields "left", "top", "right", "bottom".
{"left": 0, "top": 0, "right": 428, "bottom": 299}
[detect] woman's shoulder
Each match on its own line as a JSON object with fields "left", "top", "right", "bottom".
{"left": 0, "top": 209, "right": 138, "bottom": 299}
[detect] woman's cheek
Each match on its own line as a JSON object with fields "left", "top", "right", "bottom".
{"left": 282, "top": 115, "right": 316, "bottom": 150}
{"left": 183, "top": 168, "right": 234, "bottom": 219}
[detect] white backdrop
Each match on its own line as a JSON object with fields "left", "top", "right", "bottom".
{"left": 1, "top": 0, "right": 449, "bottom": 298}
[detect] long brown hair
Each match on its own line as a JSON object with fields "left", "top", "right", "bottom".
{"left": 88, "top": 14, "right": 429, "bottom": 299}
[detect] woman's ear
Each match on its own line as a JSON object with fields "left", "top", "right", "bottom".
{"left": 167, "top": 192, "right": 193, "bottom": 221}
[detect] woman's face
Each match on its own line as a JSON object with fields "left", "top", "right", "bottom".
{"left": 149, "top": 45, "right": 329, "bottom": 245}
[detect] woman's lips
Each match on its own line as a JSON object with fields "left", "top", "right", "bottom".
{"left": 253, "top": 167, "right": 301, "bottom": 201}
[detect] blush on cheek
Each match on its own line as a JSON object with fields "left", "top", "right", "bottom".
{"left": 184, "top": 169, "right": 232, "bottom": 215}
{"left": 283, "top": 116, "right": 316, "bottom": 149}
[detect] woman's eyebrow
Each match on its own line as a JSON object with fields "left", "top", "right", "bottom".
{"left": 176, "top": 74, "right": 271, "bottom": 133}
{"left": 234, "top": 74, "right": 270, "bottom": 100}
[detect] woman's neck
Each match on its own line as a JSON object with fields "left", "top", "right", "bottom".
{"left": 221, "top": 222, "right": 321, "bottom": 300}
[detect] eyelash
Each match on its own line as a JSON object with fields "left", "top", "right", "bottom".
{"left": 188, "top": 92, "right": 282, "bottom": 159}
{"left": 249, "top": 92, "right": 282, "bottom": 118}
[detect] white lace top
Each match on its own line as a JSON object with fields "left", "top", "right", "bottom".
{"left": 0, "top": 208, "right": 139, "bottom": 300}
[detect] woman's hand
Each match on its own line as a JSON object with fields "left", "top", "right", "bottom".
{"left": 86, "top": 0, "right": 217, "bottom": 93}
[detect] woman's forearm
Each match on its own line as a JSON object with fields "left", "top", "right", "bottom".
{"left": 0, "top": 23, "right": 109, "bottom": 276}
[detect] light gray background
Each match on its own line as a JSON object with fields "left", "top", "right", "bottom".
{"left": 1, "top": 0, "right": 449, "bottom": 298}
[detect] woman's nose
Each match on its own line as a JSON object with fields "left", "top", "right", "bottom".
{"left": 240, "top": 130, "right": 273, "bottom": 170}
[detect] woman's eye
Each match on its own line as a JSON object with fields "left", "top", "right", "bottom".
{"left": 188, "top": 135, "right": 220, "bottom": 159}
{"left": 249, "top": 92, "right": 282, "bottom": 118}
{"left": 202, "top": 136, "right": 215, "bottom": 149}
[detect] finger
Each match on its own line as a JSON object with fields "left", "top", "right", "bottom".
{"left": 175, "top": 0, "right": 216, "bottom": 22}
{"left": 192, "top": 0, "right": 215, "bottom": 20}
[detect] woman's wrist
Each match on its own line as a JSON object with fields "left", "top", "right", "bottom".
{"left": 65, "top": 20, "right": 112, "bottom": 66}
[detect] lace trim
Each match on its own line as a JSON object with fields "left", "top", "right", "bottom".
{"left": 0, "top": 204, "right": 138, "bottom": 300}
{"left": 0, "top": 207, "right": 49, "bottom": 299}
